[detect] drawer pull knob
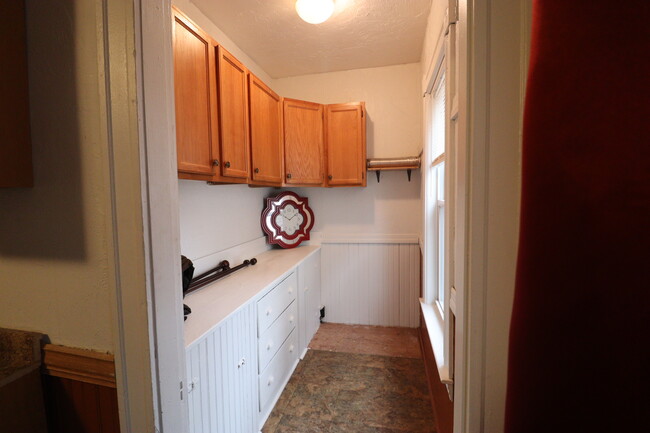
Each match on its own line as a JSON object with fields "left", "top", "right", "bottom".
{"left": 268, "top": 376, "right": 274, "bottom": 386}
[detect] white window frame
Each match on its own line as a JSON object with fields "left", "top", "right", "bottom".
{"left": 421, "top": 17, "right": 457, "bottom": 388}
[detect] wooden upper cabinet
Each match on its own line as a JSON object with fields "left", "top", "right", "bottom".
{"left": 248, "top": 74, "right": 283, "bottom": 186}
{"left": 172, "top": 7, "right": 219, "bottom": 179}
{"left": 325, "top": 102, "right": 366, "bottom": 187}
{"left": 218, "top": 47, "right": 250, "bottom": 179}
{"left": 283, "top": 99, "right": 324, "bottom": 186}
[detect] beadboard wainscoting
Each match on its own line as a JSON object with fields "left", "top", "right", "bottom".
{"left": 319, "top": 236, "right": 421, "bottom": 328}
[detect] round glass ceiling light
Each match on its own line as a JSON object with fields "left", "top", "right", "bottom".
{"left": 295, "top": 0, "right": 335, "bottom": 24}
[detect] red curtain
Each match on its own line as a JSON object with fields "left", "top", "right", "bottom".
{"left": 505, "top": 2, "right": 650, "bottom": 432}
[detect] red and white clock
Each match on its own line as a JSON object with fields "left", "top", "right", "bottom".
{"left": 261, "top": 192, "right": 315, "bottom": 248}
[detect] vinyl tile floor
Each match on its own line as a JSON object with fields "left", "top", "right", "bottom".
{"left": 262, "top": 324, "right": 436, "bottom": 433}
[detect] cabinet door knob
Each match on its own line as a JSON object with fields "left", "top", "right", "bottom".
{"left": 266, "top": 308, "right": 272, "bottom": 316}
{"left": 212, "top": 159, "right": 220, "bottom": 167}
{"left": 289, "top": 316, "right": 294, "bottom": 324}
{"left": 286, "top": 173, "right": 292, "bottom": 179}
{"left": 266, "top": 342, "right": 273, "bottom": 350}
{"left": 328, "top": 174, "right": 333, "bottom": 180}
{"left": 224, "top": 161, "right": 231, "bottom": 168}
{"left": 254, "top": 168, "right": 259, "bottom": 174}
{"left": 267, "top": 376, "right": 274, "bottom": 386}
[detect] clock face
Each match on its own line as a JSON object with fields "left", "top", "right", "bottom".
{"left": 274, "top": 204, "right": 305, "bottom": 236}
{"left": 261, "top": 192, "right": 314, "bottom": 248}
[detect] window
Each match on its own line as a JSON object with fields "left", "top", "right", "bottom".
{"left": 421, "top": 15, "right": 458, "bottom": 388}
{"left": 426, "top": 70, "right": 446, "bottom": 311}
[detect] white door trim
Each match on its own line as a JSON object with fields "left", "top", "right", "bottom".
{"left": 131, "top": 0, "right": 188, "bottom": 431}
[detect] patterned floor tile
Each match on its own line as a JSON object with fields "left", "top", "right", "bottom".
{"left": 262, "top": 348, "right": 436, "bottom": 433}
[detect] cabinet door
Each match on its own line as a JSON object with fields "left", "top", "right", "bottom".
{"left": 186, "top": 302, "right": 257, "bottom": 433}
{"left": 172, "top": 8, "right": 219, "bottom": 178}
{"left": 283, "top": 99, "right": 324, "bottom": 186}
{"left": 325, "top": 102, "right": 366, "bottom": 187}
{"left": 218, "top": 47, "right": 250, "bottom": 179}
{"left": 248, "top": 74, "right": 283, "bottom": 185}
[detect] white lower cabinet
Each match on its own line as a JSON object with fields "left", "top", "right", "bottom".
{"left": 298, "top": 249, "right": 321, "bottom": 356}
{"left": 186, "top": 303, "right": 257, "bottom": 433}
{"left": 185, "top": 248, "right": 321, "bottom": 433}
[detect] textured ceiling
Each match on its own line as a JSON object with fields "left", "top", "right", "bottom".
{"left": 190, "top": 0, "right": 432, "bottom": 78}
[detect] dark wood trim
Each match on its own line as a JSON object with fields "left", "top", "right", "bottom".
{"left": 419, "top": 315, "right": 454, "bottom": 433}
{"left": 42, "top": 344, "right": 116, "bottom": 388}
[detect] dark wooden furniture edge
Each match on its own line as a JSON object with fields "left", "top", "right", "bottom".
{"left": 419, "top": 315, "right": 453, "bottom": 433}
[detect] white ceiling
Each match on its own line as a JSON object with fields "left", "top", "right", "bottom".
{"left": 190, "top": 0, "right": 432, "bottom": 78}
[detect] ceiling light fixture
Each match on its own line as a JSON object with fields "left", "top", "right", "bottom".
{"left": 295, "top": 0, "right": 335, "bottom": 24}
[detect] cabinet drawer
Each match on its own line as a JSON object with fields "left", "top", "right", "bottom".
{"left": 258, "top": 328, "right": 298, "bottom": 412}
{"left": 258, "top": 300, "right": 296, "bottom": 373}
{"left": 257, "top": 272, "right": 297, "bottom": 334}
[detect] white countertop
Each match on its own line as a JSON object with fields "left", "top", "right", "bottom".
{"left": 183, "top": 245, "right": 320, "bottom": 348}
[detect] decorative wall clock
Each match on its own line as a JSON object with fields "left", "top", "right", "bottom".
{"left": 261, "top": 191, "right": 315, "bottom": 248}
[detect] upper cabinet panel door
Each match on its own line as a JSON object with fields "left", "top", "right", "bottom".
{"left": 325, "top": 102, "right": 366, "bottom": 187}
{"left": 218, "top": 47, "right": 250, "bottom": 179}
{"left": 248, "top": 74, "right": 283, "bottom": 185}
{"left": 283, "top": 99, "right": 324, "bottom": 186}
{"left": 172, "top": 8, "right": 219, "bottom": 177}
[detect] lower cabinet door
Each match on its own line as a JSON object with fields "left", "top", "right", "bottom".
{"left": 186, "top": 302, "right": 258, "bottom": 433}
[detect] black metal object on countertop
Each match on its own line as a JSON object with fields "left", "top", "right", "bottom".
{"left": 185, "top": 258, "right": 257, "bottom": 295}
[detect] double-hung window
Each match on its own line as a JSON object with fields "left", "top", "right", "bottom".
{"left": 421, "top": 10, "right": 458, "bottom": 393}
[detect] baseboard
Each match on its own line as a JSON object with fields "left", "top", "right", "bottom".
{"left": 419, "top": 316, "right": 453, "bottom": 433}
{"left": 43, "top": 344, "right": 116, "bottom": 388}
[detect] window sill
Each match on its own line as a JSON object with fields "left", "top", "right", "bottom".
{"left": 420, "top": 298, "right": 452, "bottom": 384}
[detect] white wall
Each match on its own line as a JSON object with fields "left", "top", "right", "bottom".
{"left": 420, "top": 0, "right": 448, "bottom": 90}
{"left": 178, "top": 181, "right": 275, "bottom": 273}
{"left": 0, "top": 0, "right": 117, "bottom": 352}
{"left": 275, "top": 63, "right": 423, "bottom": 238}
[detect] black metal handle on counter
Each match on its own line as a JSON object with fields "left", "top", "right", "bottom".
{"left": 186, "top": 258, "right": 257, "bottom": 294}
{"left": 192, "top": 260, "right": 230, "bottom": 283}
